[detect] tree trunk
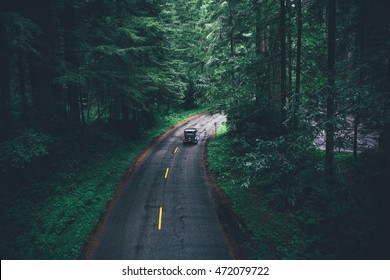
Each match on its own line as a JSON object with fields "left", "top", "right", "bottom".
{"left": 352, "top": 0, "right": 366, "bottom": 158}
{"left": 63, "top": 0, "right": 80, "bottom": 121}
{"left": 279, "top": 0, "right": 288, "bottom": 190}
{"left": 97, "top": 86, "right": 101, "bottom": 120}
{"left": 79, "top": 85, "right": 85, "bottom": 123}
{"left": 255, "top": 0, "right": 261, "bottom": 104}
{"left": 121, "top": 92, "right": 129, "bottom": 121}
{"left": 18, "top": 49, "right": 28, "bottom": 122}
{"left": 353, "top": 116, "right": 359, "bottom": 158}
{"left": 280, "top": 0, "right": 287, "bottom": 135}
{"left": 0, "top": 18, "right": 12, "bottom": 126}
{"left": 229, "top": 0, "right": 236, "bottom": 105}
{"left": 325, "top": 0, "right": 336, "bottom": 186}
{"left": 27, "top": 0, "right": 64, "bottom": 124}
{"left": 270, "top": 63, "right": 276, "bottom": 122}
{"left": 293, "top": 0, "right": 302, "bottom": 130}
{"left": 287, "top": 0, "right": 293, "bottom": 100}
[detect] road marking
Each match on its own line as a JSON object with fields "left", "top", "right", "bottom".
{"left": 173, "top": 146, "right": 179, "bottom": 154}
{"left": 158, "top": 207, "right": 163, "bottom": 230}
{"left": 164, "top": 167, "right": 169, "bottom": 179}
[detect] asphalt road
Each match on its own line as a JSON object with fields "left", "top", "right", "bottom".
{"left": 90, "top": 113, "right": 231, "bottom": 259}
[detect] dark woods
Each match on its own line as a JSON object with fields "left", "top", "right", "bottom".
{"left": 1, "top": 0, "right": 389, "bottom": 259}
{"left": 0, "top": 0, "right": 192, "bottom": 184}
{"left": 0, "top": 0, "right": 188, "bottom": 138}
{"left": 197, "top": 0, "right": 390, "bottom": 259}
{"left": 2, "top": 0, "right": 388, "bottom": 170}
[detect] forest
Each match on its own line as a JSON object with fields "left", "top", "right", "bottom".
{"left": 0, "top": 0, "right": 389, "bottom": 259}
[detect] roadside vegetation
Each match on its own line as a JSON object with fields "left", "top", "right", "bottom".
{"left": 1, "top": 0, "right": 209, "bottom": 259}
{"left": 208, "top": 124, "right": 390, "bottom": 259}
{"left": 1, "top": 0, "right": 389, "bottom": 260}
{"left": 0, "top": 108, "right": 206, "bottom": 259}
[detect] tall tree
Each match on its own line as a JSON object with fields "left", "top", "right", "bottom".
{"left": 228, "top": 0, "right": 237, "bottom": 104}
{"left": 286, "top": 0, "right": 293, "bottom": 103}
{"left": 0, "top": 16, "right": 12, "bottom": 130}
{"left": 27, "top": 0, "right": 65, "bottom": 127}
{"left": 325, "top": 0, "right": 336, "bottom": 185}
{"left": 280, "top": 0, "right": 287, "bottom": 135}
{"left": 17, "top": 46, "right": 28, "bottom": 122}
{"left": 293, "top": 0, "right": 302, "bottom": 130}
{"left": 63, "top": 0, "right": 81, "bottom": 121}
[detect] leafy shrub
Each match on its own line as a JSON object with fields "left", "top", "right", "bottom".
{"left": 266, "top": 187, "right": 297, "bottom": 211}
{"left": 209, "top": 122, "right": 390, "bottom": 259}
{"left": 0, "top": 129, "right": 52, "bottom": 171}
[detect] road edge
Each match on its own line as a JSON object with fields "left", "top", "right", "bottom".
{"left": 80, "top": 112, "right": 207, "bottom": 259}
{"left": 203, "top": 129, "right": 254, "bottom": 260}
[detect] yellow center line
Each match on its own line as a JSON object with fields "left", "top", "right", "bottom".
{"left": 164, "top": 167, "right": 169, "bottom": 179}
{"left": 158, "top": 207, "right": 163, "bottom": 230}
{"left": 173, "top": 146, "right": 179, "bottom": 154}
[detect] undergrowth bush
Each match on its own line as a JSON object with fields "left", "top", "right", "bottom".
{"left": 208, "top": 124, "right": 390, "bottom": 259}
{"left": 0, "top": 129, "right": 51, "bottom": 172}
{"left": 0, "top": 107, "right": 207, "bottom": 259}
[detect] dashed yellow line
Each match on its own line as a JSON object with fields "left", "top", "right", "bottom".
{"left": 173, "top": 146, "right": 179, "bottom": 154}
{"left": 158, "top": 207, "right": 163, "bottom": 230}
{"left": 164, "top": 167, "right": 169, "bottom": 179}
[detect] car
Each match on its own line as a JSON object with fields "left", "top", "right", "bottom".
{"left": 183, "top": 128, "right": 198, "bottom": 144}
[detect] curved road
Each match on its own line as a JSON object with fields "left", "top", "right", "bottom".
{"left": 89, "top": 113, "right": 230, "bottom": 259}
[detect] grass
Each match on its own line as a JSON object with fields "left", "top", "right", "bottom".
{"left": 0, "top": 107, "right": 208, "bottom": 259}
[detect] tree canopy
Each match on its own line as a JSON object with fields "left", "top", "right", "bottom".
{"left": 1, "top": 0, "right": 389, "bottom": 259}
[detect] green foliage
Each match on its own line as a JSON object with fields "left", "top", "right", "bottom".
{"left": 0, "top": 108, "right": 208, "bottom": 259}
{"left": 147, "top": 107, "right": 211, "bottom": 137}
{"left": 208, "top": 128, "right": 307, "bottom": 259}
{"left": 1, "top": 0, "right": 389, "bottom": 260}
{"left": 208, "top": 124, "right": 390, "bottom": 259}
{"left": 266, "top": 187, "right": 297, "bottom": 211}
{"left": 1, "top": 0, "right": 191, "bottom": 130}
{"left": 0, "top": 129, "right": 51, "bottom": 171}
{"left": 4, "top": 12, "right": 41, "bottom": 51}
{"left": 208, "top": 124, "right": 234, "bottom": 179}
{"left": 202, "top": 0, "right": 389, "bottom": 259}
